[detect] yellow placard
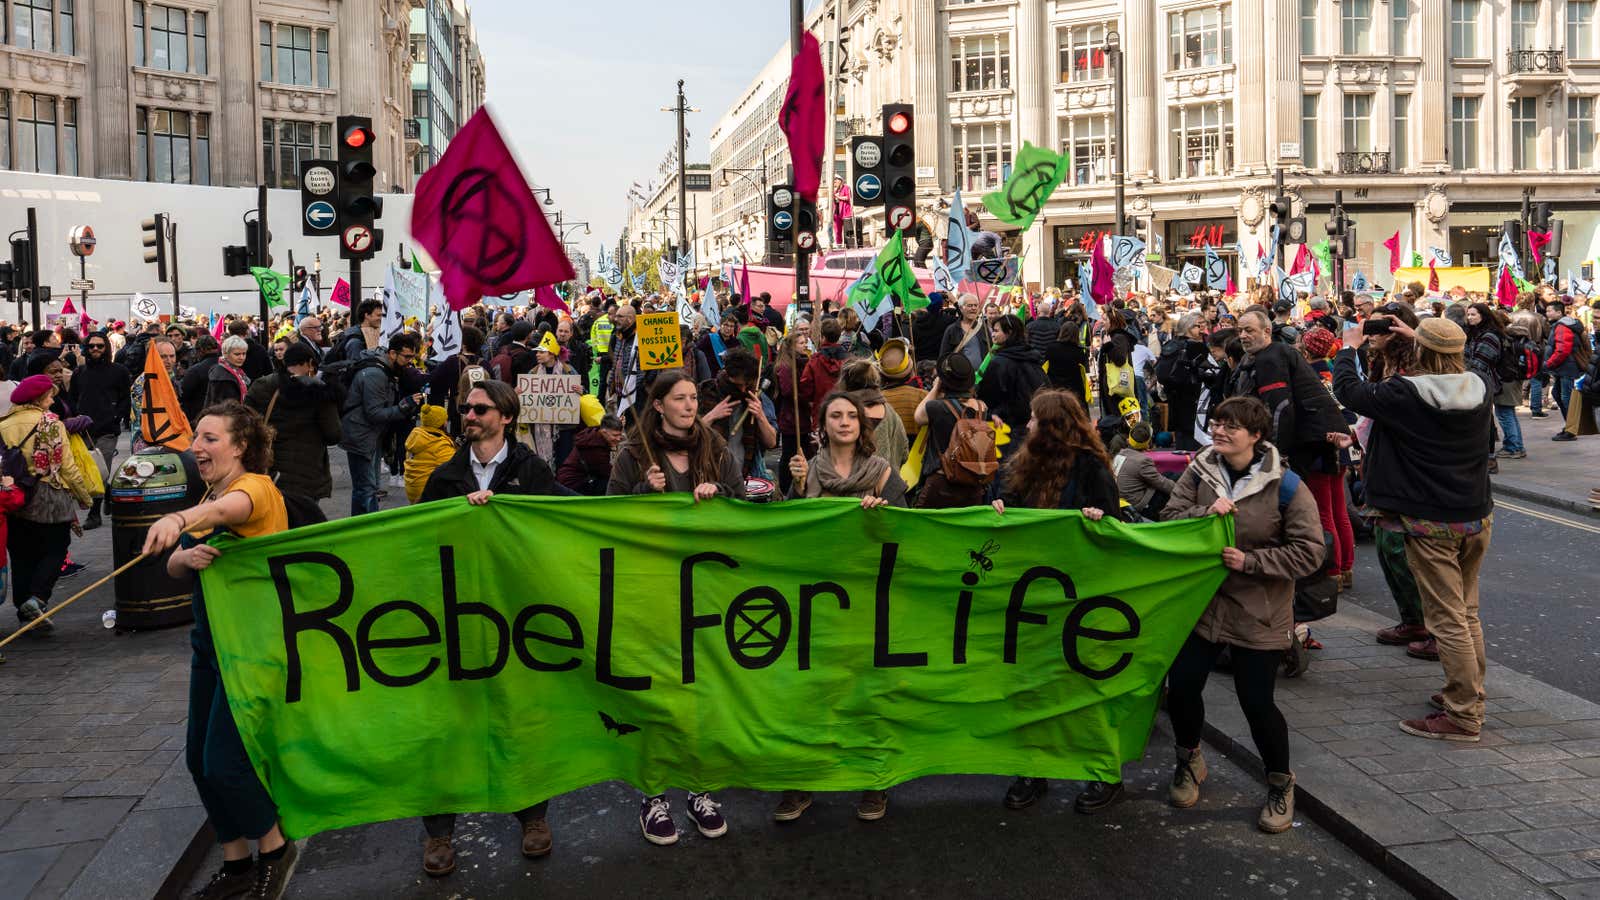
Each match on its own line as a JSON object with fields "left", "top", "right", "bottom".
{"left": 637, "top": 311, "right": 682, "bottom": 371}
{"left": 1391, "top": 266, "right": 1492, "bottom": 295}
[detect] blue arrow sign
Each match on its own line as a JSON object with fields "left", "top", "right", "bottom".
{"left": 306, "top": 201, "right": 336, "bottom": 230}
{"left": 773, "top": 210, "right": 793, "bottom": 231}
{"left": 854, "top": 173, "right": 882, "bottom": 202}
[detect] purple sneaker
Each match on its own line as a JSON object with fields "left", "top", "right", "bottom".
{"left": 686, "top": 792, "right": 727, "bottom": 838}
{"left": 639, "top": 795, "right": 678, "bottom": 846}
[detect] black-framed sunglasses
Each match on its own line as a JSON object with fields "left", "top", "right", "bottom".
{"left": 87, "top": 343, "right": 107, "bottom": 350}
{"left": 462, "top": 403, "right": 496, "bottom": 417}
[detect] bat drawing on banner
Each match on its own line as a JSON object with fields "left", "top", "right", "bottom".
{"left": 599, "top": 712, "right": 640, "bottom": 737}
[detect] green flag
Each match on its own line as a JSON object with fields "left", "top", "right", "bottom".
{"left": 847, "top": 232, "right": 929, "bottom": 313}
{"left": 249, "top": 267, "right": 288, "bottom": 308}
{"left": 1311, "top": 239, "right": 1333, "bottom": 278}
{"left": 412, "top": 251, "right": 427, "bottom": 274}
{"left": 1410, "top": 251, "right": 1423, "bottom": 268}
{"left": 201, "top": 495, "right": 1232, "bottom": 838}
{"left": 982, "top": 142, "right": 1069, "bottom": 232}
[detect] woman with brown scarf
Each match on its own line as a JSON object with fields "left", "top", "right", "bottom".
{"left": 774, "top": 391, "right": 906, "bottom": 824}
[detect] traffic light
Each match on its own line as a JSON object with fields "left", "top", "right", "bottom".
{"left": 1132, "top": 216, "right": 1153, "bottom": 254}
{"left": 1325, "top": 209, "right": 1356, "bottom": 259}
{"left": 140, "top": 214, "right": 168, "bottom": 283}
{"left": 795, "top": 197, "right": 818, "bottom": 254}
{"left": 245, "top": 219, "right": 272, "bottom": 269}
{"left": 222, "top": 245, "right": 249, "bottom": 277}
{"left": 0, "top": 261, "right": 12, "bottom": 291}
{"left": 881, "top": 103, "right": 916, "bottom": 234}
{"left": 292, "top": 266, "right": 308, "bottom": 292}
{"left": 337, "top": 115, "right": 382, "bottom": 261}
{"left": 1269, "top": 196, "right": 1293, "bottom": 244}
{"left": 1547, "top": 219, "right": 1564, "bottom": 258}
{"left": 767, "top": 184, "right": 795, "bottom": 258}
{"left": 1532, "top": 202, "right": 1553, "bottom": 232}
{"left": 1502, "top": 220, "right": 1524, "bottom": 254}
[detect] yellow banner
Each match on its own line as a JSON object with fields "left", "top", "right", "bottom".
{"left": 1392, "top": 266, "right": 1492, "bottom": 295}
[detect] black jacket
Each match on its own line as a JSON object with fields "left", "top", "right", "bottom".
{"left": 246, "top": 372, "right": 342, "bottom": 500}
{"left": 179, "top": 355, "right": 220, "bottom": 423}
{"left": 67, "top": 357, "right": 132, "bottom": 439}
{"left": 977, "top": 343, "right": 1045, "bottom": 433}
{"left": 1024, "top": 315, "right": 1059, "bottom": 351}
{"left": 242, "top": 338, "right": 273, "bottom": 380}
{"left": 419, "top": 439, "right": 560, "bottom": 502}
{"left": 1226, "top": 342, "right": 1347, "bottom": 466}
{"left": 1332, "top": 349, "right": 1493, "bottom": 522}
{"left": 914, "top": 307, "right": 956, "bottom": 364}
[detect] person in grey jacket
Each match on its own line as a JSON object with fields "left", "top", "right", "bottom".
{"left": 340, "top": 331, "right": 423, "bottom": 516}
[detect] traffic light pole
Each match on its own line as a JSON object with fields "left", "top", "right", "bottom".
{"left": 1333, "top": 190, "right": 1345, "bottom": 294}
{"left": 258, "top": 184, "right": 270, "bottom": 324}
{"left": 351, "top": 259, "right": 362, "bottom": 310}
{"left": 169, "top": 221, "right": 181, "bottom": 320}
{"left": 676, "top": 79, "right": 688, "bottom": 260}
{"left": 26, "top": 206, "right": 40, "bottom": 329}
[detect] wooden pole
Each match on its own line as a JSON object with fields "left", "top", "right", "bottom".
{"left": 0, "top": 554, "right": 148, "bottom": 652}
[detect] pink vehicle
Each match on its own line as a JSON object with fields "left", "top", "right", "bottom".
{"left": 740, "top": 248, "right": 994, "bottom": 315}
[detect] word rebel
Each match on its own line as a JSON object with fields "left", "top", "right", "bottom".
{"left": 269, "top": 542, "right": 1142, "bottom": 703}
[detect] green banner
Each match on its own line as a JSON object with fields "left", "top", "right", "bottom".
{"left": 202, "top": 496, "right": 1232, "bottom": 838}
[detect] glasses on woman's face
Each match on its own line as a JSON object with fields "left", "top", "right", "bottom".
{"left": 1209, "top": 421, "right": 1244, "bottom": 434}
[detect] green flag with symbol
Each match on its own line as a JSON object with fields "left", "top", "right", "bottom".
{"left": 982, "top": 142, "right": 1069, "bottom": 233}
{"left": 250, "top": 267, "right": 289, "bottom": 308}
{"left": 1311, "top": 239, "right": 1333, "bottom": 279}
{"left": 847, "top": 232, "right": 929, "bottom": 313}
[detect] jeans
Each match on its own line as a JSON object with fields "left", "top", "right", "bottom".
{"left": 1529, "top": 374, "right": 1546, "bottom": 414}
{"left": 189, "top": 642, "right": 278, "bottom": 843}
{"left": 1494, "top": 405, "right": 1524, "bottom": 453}
{"left": 347, "top": 450, "right": 382, "bottom": 516}
{"left": 7, "top": 521, "right": 71, "bottom": 605}
{"left": 1166, "top": 633, "right": 1290, "bottom": 775}
{"left": 1404, "top": 524, "right": 1492, "bottom": 732}
{"left": 1552, "top": 374, "right": 1576, "bottom": 419}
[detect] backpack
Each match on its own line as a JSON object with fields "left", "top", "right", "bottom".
{"left": 1154, "top": 339, "right": 1195, "bottom": 389}
{"left": 1278, "top": 470, "right": 1338, "bottom": 624}
{"left": 321, "top": 328, "right": 362, "bottom": 366}
{"left": 939, "top": 399, "right": 998, "bottom": 486}
{"left": 0, "top": 421, "right": 44, "bottom": 498}
{"left": 332, "top": 354, "right": 388, "bottom": 412}
{"left": 1496, "top": 332, "right": 1536, "bottom": 385}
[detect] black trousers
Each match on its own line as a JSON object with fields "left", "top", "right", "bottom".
{"left": 7, "top": 520, "right": 71, "bottom": 605}
{"left": 424, "top": 802, "right": 549, "bottom": 839}
{"left": 1166, "top": 632, "right": 1291, "bottom": 775}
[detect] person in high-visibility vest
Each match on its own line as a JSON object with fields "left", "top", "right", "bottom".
{"left": 590, "top": 304, "right": 615, "bottom": 403}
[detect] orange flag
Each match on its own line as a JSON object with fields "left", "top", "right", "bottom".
{"left": 140, "top": 345, "right": 191, "bottom": 451}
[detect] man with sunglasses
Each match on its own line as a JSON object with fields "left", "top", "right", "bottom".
{"left": 415, "top": 377, "right": 561, "bottom": 878}
{"left": 65, "top": 332, "right": 131, "bottom": 530}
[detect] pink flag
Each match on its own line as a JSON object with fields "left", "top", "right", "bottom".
{"left": 1225, "top": 272, "right": 1237, "bottom": 296}
{"left": 1089, "top": 236, "right": 1114, "bottom": 307}
{"left": 779, "top": 32, "right": 826, "bottom": 203}
{"left": 739, "top": 259, "right": 751, "bottom": 306}
{"left": 412, "top": 108, "right": 574, "bottom": 312}
{"left": 1428, "top": 259, "right": 1440, "bottom": 292}
{"left": 1496, "top": 265, "right": 1518, "bottom": 307}
{"left": 1290, "top": 244, "right": 1312, "bottom": 276}
{"left": 1382, "top": 231, "right": 1401, "bottom": 274}
{"left": 329, "top": 278, "right": 351, "bottom": 307}
{"left": 1528, "top": 230, "right": 1552, "bottom": 266}
{"left": 211, "top": 314, "right": 226, "bottom": 342}
{"left": 533, "top": 284, "right": 569, "bottom": 313}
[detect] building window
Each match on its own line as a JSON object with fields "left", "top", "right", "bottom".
{"left": 0, "top": 93, "right": 9, "bottom": 170}
{"left": 1450, "top": 95, "right": 1479, "bottom": 169}
{"left": 952, "top": 123, "right": 1013, "bottom": 191}
{"left": 15, "top": 93, "right": 59, "bottom": 175}
{"left": 409, "top": 35, "right": 426, "bottom": 64}
{"left": 60, "top": 97, "right": 75, "bottom": 175}
{"left": 150, "top": 6, "right": 188, "bottom": 72}
{"left": 133, "top": 3, "right": 145, "bottom": 66}
{"left": 1572, "top": 1, "right": 1596, "bottom": 58}
{"left": 1392, "top": 0, "right": 1412, "bottom": 54}
{"left": 262, "top": 24, "right": 331, "bottom": 88}
{"left": 949, "top": 34, "right": 1010, "bottom": 92}
{"left": 1393, "top": 93, "right": 1411, "bottom": 169}
{"left": 1300, "top": 0, "right": 1317, "bottom": 54}
{"left": 1060, "top": 115, "right": 1113, "bottom": 186}
{"left": 1170, "top": 102, "right": 1234, "bottom": 178}
{"left": 1569, "top": 97, "right": 1596, "bottom": 169}
{"left": 1342, "top": 94, "right": 1372, "bottom": 151}
{"left": 1511, "top": 96, "right": 1538, "bottom": 169}
{"left": 192, "top": 11, "right": 206, "bottom": 75}
{"left": 1057, "top": 22, "right": 1110, "bottom": 83}
{"left": 1511, "top": 0, "right": 1538, "bottom": 49}
{"left": 136, "top": 107, "right": 209, "bottom": 184}
{"left": 58, "top": 0, "right": 72, "bottom": 54}
{"left": 1342, "top": 0, "right": 1373, "bottom": 54}
{"left": 1450, "top": 0, "right": 1480, "bottom": 57}
{"left": 12, "top": 0, "right": 55, "bottom": 52}
{"left": 195, "top": 111, "right": 210, "bottom": 183}
{"left": 1168, "top": 5, "right": 1233, "bottom": 71}
{"left": 1301, "top": 94, "right": 1319, "bottom": 169}
{"left": 262, "top": 117, "right": 331, "bottom": 188}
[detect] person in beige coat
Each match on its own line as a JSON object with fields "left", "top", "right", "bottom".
{"left": 1160, "top": 395, "right": 1326, "bottom": 834}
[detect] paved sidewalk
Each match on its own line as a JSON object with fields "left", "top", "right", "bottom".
{"left": 1492, "top": 405, "right": 1600, "bottom": 516}
{"left": 1203, "top": 601, "right": 1600, "bottom": 899}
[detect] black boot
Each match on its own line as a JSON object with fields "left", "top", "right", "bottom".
{"left": 1074, "top": 780, "right": 1125, "bottom": 814}
{"left": 83, "top": 498, "right": 102, "bottom": 531}
{"left": 1003, "top": 776, "right": 1048, "bottom": 809}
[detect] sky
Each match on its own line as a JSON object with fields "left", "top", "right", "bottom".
{"left": 472, "top": 1, "right": 793, "bottom": 261}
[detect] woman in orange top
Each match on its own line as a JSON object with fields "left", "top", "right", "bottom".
{"left": 141, "top": 400, "right": 295, "bottom": 900}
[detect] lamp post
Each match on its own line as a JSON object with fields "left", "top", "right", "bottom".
{"left": 1107, "top": 29, "right": 1127, "bottom": 236}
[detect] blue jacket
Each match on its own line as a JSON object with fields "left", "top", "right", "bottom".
{"left": 339, "top": 352, "right": 417, "bottom": 457}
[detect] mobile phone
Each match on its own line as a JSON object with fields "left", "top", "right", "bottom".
{"left": 1361, "top": 319, "right": 1393, "bottom": 336}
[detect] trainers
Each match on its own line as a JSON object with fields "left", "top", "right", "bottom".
{"left": 520, "top": 818, "right": 552, "bottom": 858}
{"left": 772, "top": 790, "right": 812, "bottom": 822}
{"left": 1002, "top": 776, "right": 1048, "bottom": 809}
{"left": 1376, "top": 623, "right": 1428, "bottom": 646}
{"left": 193, "top": 863, "right": 256, "bottom": 899}
{"left": 17, "top": 598, "right": 51, "bottom": 632}
{"left": 246, "top": 842, "right": 298, "bottom": 900}
{"left": 1487, "top": 459, "right": 1499, "bottom": 475}
{"left": 1531, "top": 411, "right": 1549, "bottom": 418}
{"left": 421, "top": 836, "right": 455, "bottom": 877}
{"left": 1495, "top": 449, "right": 1527, "bottom": 459}
{"left": 639, "top": 795, "right": 678, "bottom": 845}
{"left": 1073, "top": 780, "right": 1124, "bottom": 815}
{"left": 1170, "top": 746, "right": 1208, "bottom": 808}
{"left": 1430, "top": 692, "right": 1446, "bottom": 711}
{"left": 1400, "top": 711, "right": 1480, "bottom": 742}
{"left": 1406, "top": 636, "right": 1440, "bottom": 661}
{"left": 1553, "top": 431, "right": 1578, "bottom": 442}
{"left": 1259, "top": 773, "right": 1295, "bottom": 834}
{"left": 686, "top": 792, "right": 727, "bottom": 838}
{"left": 856, "top": 790, "right": 888, "bottom": 821}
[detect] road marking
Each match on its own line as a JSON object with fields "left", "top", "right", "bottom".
{"left": 1496, "top": 499, "right": 1600, "bottom": 535}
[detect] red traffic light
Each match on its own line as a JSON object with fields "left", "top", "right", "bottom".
{"left": 887, "top": 111, "right": 911, "bottom": 135}
{"left": 343, "top": 126, "right": 373, "bottom": 150}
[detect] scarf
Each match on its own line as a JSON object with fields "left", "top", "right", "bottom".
{"left": 805, "top": 448, "right": 890, "bottom": 499}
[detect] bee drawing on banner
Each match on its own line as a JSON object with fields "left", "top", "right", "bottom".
{"left": 967, "top": 539, "right": 1000, "bottom": 577}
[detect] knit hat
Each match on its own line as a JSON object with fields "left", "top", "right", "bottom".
{"left": 10, "top": 374, "right": 54, "bottom": 405}
{"left": 1414, "top": 317, "right": 1466, "bottom": 355}
{"left": 419, "top": 403, "right": 447, "bottom": 430}
{"left": 877, "top": 338, "right": 913, "bottom": 380}
{"left": 1299, "top": 326, "right": 1338, "bottom": 360}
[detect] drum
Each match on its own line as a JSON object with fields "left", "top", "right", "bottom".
{"left": 745, "top": 476, "right": 777, "bottom": 503}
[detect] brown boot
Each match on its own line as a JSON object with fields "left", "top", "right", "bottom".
{"left": 1259, "top": 772, "right": 1295, "bottom": 833}
{"left": 521, "top": 818, "right": 553, "bottom": 858}
{"left": 1169, "top": 745, "right": 1208, "bottom": 808}
{"left": 422, "top": 836, "right": 455, "bottom": 877}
